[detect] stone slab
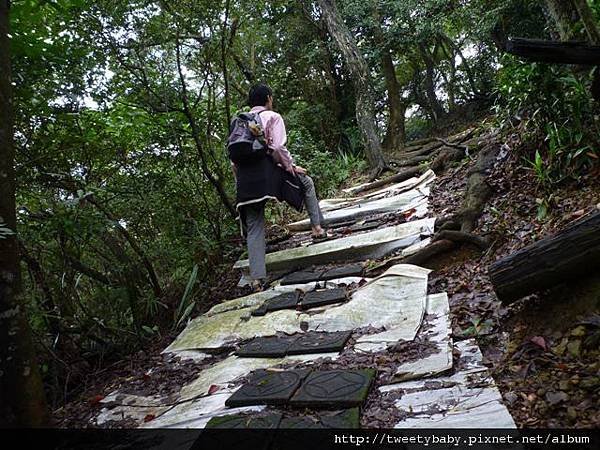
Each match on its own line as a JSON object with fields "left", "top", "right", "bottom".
{"left": 288, "top": 188, "right": 429, "bottom": 231}
{"left": 342, "top": 169, "right": 435, "bottom": 196}
{"left": 392, "top": 293, "right": 452, "bottom": 382}
{"left": 349, "top": 221, "right": 382, "bottom": 232}
{"left": 235, "top": 335, "right": 299, "bottom": 358}
{"left": 290, "top": 369, "right": 375, "bottom": 408}
{"left": 205, "top": 412, "right": 282, "bottom": 429}
{"left": 300, "top": 288, "right": 348, "bottom": 310}
{"left": 280, "top": 264, "right": 364, "bottom": 286}
{"left": 141, "top": 389, "right": 265, "bottom": 429}
{"left": 165, "top": 265, "right": 426, "bottom": 354}
{"left": 264, "top": 291, "right": 301, "bottom": 312}
{"left": 380, "top": 339, "right": 516, "bottom": 429}
{"left": 280, "top": 269, "right": 325, "bottom": 286}
{"left": 225, "top": 369, "right": 310, "bottom": 407}
{"left": 321, "top": 264, "right": 364, "bottom": 281}
{"left": 234, "top": 219, "right": 436, "bottom": 272}
{"left": 287, "top": 331, "right": 352, "bottom": 355}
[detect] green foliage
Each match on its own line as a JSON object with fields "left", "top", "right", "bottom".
{"left": 496, "top": 58, "right": 599, "bottom": 185}
{"left": 289, "top": 127, "right": 366, "bottom": 198}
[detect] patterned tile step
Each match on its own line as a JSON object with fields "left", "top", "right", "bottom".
{"left": 225, "top": 369, "right": 376, "bottom": 409}
{"left": 289, "top": 369, "right": 376, "bottom": 408}
{"left": 225, "top": 369, "right": 310, "bottom": 407}
{"left": 280, "top": 264, "right": 364, "bottom": 286}
{"left": 299, "top": 288, "right": 348, "bottom": 309}
{"left": 235, "top": 331, "right": 351, "bottom": 358}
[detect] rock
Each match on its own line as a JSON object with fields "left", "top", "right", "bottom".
{"left": 545, "top": 391, "right": 569, "bottom": 406}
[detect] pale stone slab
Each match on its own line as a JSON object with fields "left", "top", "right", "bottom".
{"left": 303, "top": 265, "right": 429, "bottom": 334}
{"left": 392, "top": 293, "right": 452, "bottom": 382}
{"left": 360, "top": 170, "right": 435, "bottom": 200}
{"left": 165, "top": 265, "right": 428, "bottom": 355}
{"left": 394, "top": 386, "right": 516, "bottom": 429}
{"left": 234, "top": 218, "right": 436, "bottom": 272}
{"left": 401, "top": 237, "right": 432, "bottom": 257}
{"left": 379, "top": 338, "right": 516, "bottom": 429}
{"left": 341, "top": 170, "right": 435, "bottom": 197}
{"left": 95, "top": 404, "right": 172, "bottom": 427}
{"left": 354, "top": 292, "right": 448, "bottom": 357}
{"left": 178, "top": 353, "right": 337, "bottom": 402}
{"left": 141, "top": 389, "right": 265, "bottom": 429}
{"left": 164, "top": 278, "right": 366, "bottom": 353}
{"left": 288, "top": 188, "right": 430, "bottom": 231}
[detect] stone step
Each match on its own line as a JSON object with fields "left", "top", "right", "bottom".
{"left": 233, "top": 218, "right": 435, "bottom": 272}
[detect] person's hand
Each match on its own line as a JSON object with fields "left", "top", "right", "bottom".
{"left": 293, "top": 165, "right": 307, "bottom": 175}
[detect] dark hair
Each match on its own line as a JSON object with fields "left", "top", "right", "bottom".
{"left": 248, "top": 83, "right": 273, "bottom": 107}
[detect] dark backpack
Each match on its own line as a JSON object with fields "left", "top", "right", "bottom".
{"left": 227, "top": 111, "right": 268, "bottom": 165}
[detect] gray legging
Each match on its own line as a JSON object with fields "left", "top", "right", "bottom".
{"left": 244, "top": 173, "right": 325, "bottom": 280}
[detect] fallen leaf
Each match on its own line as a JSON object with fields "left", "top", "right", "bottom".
{"left": 207, "top": 384, "right": 220, "bottom": 395}
{"left": 143, "top": 414, "right": 156, "bottom": 422}
{"left": 530, "top": 336, "right": 548, "bottom": 351}
{"left": 89, "top": 395, "right": 104, "bottom": 405}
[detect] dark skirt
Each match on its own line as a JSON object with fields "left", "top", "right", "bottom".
{"left": 236, "top": 156, "right": 304, "bottom": 212}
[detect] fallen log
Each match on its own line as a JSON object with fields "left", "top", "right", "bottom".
{"left": 489, "top": 209, "right": 600, "bottom": 304}
{"left": 505, "top": 38, "right": 600, "bottom": 65}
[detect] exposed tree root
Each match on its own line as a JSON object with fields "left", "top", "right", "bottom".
{"left": 370, "top": 137, "right": 501, "bottom": 273}
{"left": 402, "top": 239, "right": 457, "bottom": 265}
{"left": 355, "top": 166, "right": 423, "bottom": 194}
{"left": 430, "top": 147, "right": 465, "bottom": 173}
{"left": 433, "top": 230, "right": 489, "bottom": 250}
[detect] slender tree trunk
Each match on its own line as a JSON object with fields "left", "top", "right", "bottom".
{"left": 380, "top": 52, "right": 406, "bottom": 152}
{"left": 419, "top": 42, "right": 445, "bottom": 124}
{"left": 545, "top": 0, "right": 578, "bottom": 41}
{"left": 572, "top": 0, "right": 600, "bottom": 44}
{"left": 371, "top": 7, "right": 406, "bottom": 152}
{"left": 0, "top": 0, "right": 48, "bottom": 427}
{"left": 317, "top": 0, "right": 387, "bottom": 172}
{"left": 220, "top": 0, "right": 232, "bottom": 126}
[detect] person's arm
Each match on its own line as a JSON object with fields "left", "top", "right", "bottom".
{"left": 268, "top": 114, "right": 296, "bottom": 173}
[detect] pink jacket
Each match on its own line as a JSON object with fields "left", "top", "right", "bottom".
{"left": 250, "top": 106, "right": 295, "bottom": 173}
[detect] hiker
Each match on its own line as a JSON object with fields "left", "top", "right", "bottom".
{"left": 229, "top": 83, "right": 327, "bottom": 288}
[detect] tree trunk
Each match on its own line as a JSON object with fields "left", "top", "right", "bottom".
{"left": 419, "top": 42, "right": 445, "bottom": 124}
{"left": 545, "top": 0, "right": 578, "bottom": 41}
{"left": 372, "top": 6, "right": 406, "bottom": 152}
{"left": 380, "top": 49, "right": 406, "bottom": 152}
{"left": 489, "top": 210, "right": 600, "bottom": 304}
{"left": 317, "top": 0, "right": 387, "bottom": 172}
{"left": 573, "top": 0, "right": 600, "bottom": 44}
{"left": 0, "top": 0, "right": 48, "bottom": 427}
